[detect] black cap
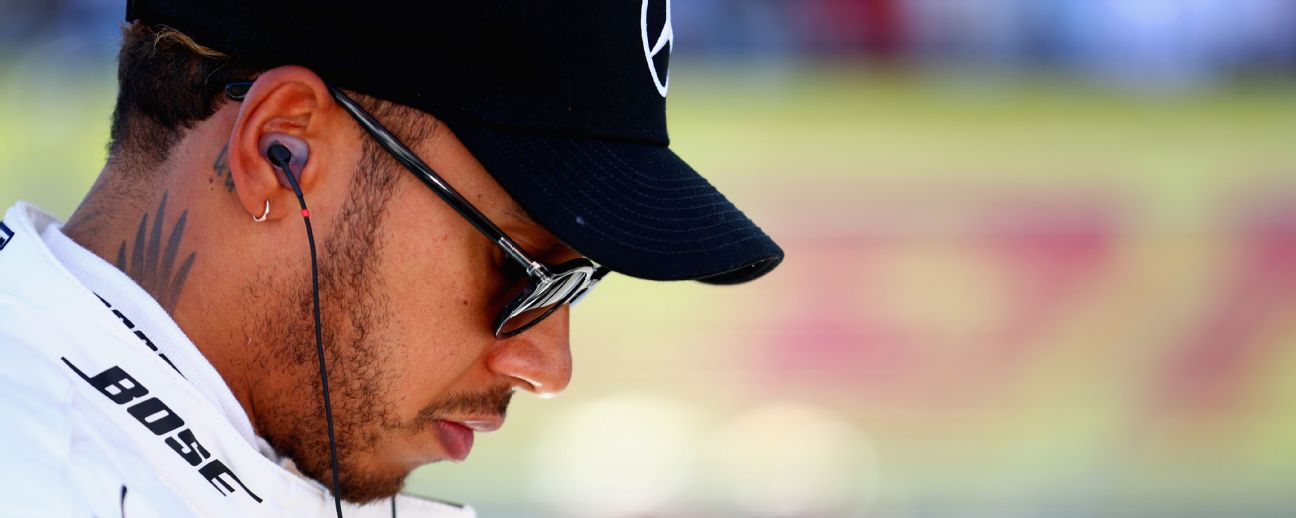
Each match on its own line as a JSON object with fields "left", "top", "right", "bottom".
{"left": 126, "top": 0, "right": 783, "bottom": 283}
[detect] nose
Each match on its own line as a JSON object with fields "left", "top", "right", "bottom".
{"left": 486, "top": 306, "right": 573, "bottom": 397}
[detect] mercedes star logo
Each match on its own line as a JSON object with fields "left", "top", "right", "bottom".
{"left": 641, "top": 0, "right": 672, "bottom": 98}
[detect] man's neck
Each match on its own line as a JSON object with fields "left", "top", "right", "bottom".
{"left": 63, "top": 161, "right": 265, "bottom": 440}
{"left": 69, "top": 166, "right": 175, "bottom": 301}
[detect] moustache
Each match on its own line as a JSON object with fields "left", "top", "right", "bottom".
{"left": 415, "top": 384, "right": 514, "bottom": 425}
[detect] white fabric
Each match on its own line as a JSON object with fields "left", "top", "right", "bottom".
{"left": 0, "top": 202, "right": 474, "bottom": 517}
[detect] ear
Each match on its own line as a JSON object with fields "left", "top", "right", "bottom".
{"left": 226, "top": 65, "right": 350, "bottom": 222}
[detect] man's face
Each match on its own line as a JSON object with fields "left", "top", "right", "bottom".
{"left": 247, "top": 121, "right": 579, "bottom": 502}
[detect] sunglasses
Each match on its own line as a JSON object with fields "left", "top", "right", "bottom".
{"left": 225, "top": 81, "right": 608, "bottom": 337}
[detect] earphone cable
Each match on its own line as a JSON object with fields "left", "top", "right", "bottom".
{"left": 269, "top": 146, "right": 345, "bottom": 518}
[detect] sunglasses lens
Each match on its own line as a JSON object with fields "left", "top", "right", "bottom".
{"left": 497, "top": 301, "right": 560, "bottom": 336}
{"left": 497, "top": 268, "right": 592, "bottom": 336}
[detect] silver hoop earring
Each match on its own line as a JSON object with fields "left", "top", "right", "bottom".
{"left": 252, "top": 200, "right": 270, "bottom": 222}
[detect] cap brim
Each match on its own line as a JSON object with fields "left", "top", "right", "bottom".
{"left": 446, "top": 122, "right": 784, "bottom": 284}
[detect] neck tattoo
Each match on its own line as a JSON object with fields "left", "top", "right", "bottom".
{"left": 114, "top": 192, "right": 197, "bottom": 313}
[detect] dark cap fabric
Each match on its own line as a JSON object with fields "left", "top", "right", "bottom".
{"left": 126, "top": 0, "right": 784, "bottom": 283}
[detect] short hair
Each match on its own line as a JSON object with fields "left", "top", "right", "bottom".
{"left": 109, "top": 21, "right": 433, "bottom": 176}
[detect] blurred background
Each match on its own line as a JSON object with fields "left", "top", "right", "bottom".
{"left": 3, "top": 1, "right": 1296, "bottom": 516}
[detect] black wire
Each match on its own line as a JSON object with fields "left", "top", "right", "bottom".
{"left": 269, "top": 147, "right": 345, "bottom": 518}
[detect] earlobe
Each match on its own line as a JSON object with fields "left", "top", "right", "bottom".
{"left": 226, "top": 133, "right": 286, "bottom": 223}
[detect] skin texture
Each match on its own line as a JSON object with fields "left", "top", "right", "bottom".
{"left": 62, "top": 66, "right": 579, "bottom": 502}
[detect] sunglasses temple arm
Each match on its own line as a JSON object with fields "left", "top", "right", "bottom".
{"left": 327, "top": 86, "right": 547, "bottom": 275}
{"left": 498, "top": 238, "right": 548, "bottom": 277}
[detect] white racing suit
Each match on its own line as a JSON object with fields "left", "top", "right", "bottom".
{"left": 0, "top": 203, "right": 474, "bottom": 517}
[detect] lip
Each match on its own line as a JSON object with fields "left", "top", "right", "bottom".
{"left": 434, "top": 420, "right": 474, "bottom": 461}
{"left": 433, "top": 415, "right": 504, "bottom": 461}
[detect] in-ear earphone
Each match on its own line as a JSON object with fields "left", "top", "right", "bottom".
{"left": 265, "top": 142, "right": 309, "bottom": 217}
{"left": 264, "top": 139, "right": 345, "bottom": 518}
{"left": 259, "top": 133, "right": 309, "bottom": 189}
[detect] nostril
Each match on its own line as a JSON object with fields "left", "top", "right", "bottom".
{"left": 513, "top": 373, "right": 542, "bottom": 394}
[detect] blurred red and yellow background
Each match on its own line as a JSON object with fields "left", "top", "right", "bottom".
{"left": 3, "top": 1, "right": 1295, "bottom": 516}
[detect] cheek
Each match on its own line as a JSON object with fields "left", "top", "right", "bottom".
{"left": 373, "top": 213, "right": 496, "bottom": 417}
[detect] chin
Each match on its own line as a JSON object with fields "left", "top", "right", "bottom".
{"left": 285, "top": 449, "right": 412, "bottom": 504}
{"left": 336, "top": 466, "right": 411, "bottom": 504}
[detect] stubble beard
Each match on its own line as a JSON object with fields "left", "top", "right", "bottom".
{"left": 249, "top": 171, "right": 411, "bottom": 503}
